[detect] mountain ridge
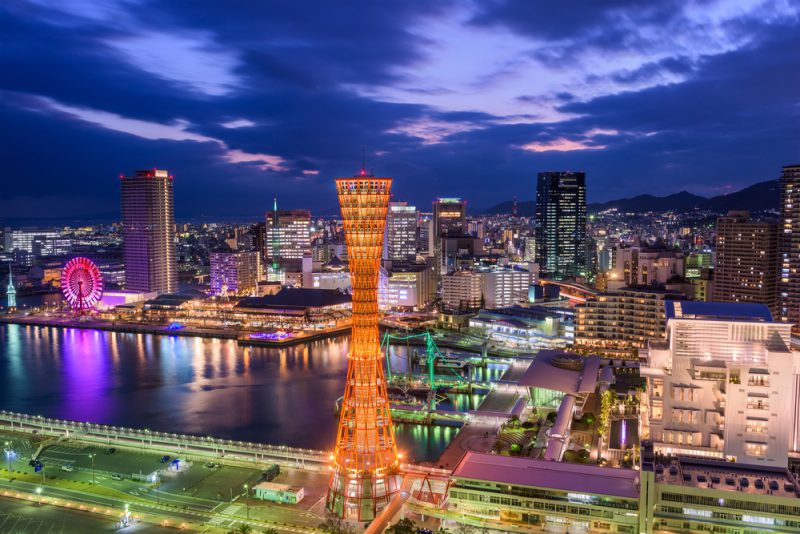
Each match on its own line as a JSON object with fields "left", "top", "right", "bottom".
{"left": 482, "top": 179, "right": 779, "bottom": 215}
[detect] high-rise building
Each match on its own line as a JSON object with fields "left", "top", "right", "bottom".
{"left": 642, "top": 301, "right": 799, "bottom": 466}
{"left": 714, "top": 211, "right": 778, "bottom": 315}
{"left": 327, "top": 174, "right": 399, "bottom": 521}
{"left": 265, "top": 203, "right": 311, "bottom": 271}
{"left": 417, "top": 215, "right": 434, "bottom": 257}
{"left": 433, "top": 198, "right": 467, "bottom": 274}
{"left": 779, "top": 164, "right": 800, "bottom": 329}
{"left": 385, "top": 202, "right": 417, "bottom": 262}
{"left": 535, "top": 171, "right": 587, "bottom": 280}
{"left": 121, "top": 169, "right": 177, "bottom": 294}
{"left": 210, "top": 251, "right": 260, "bottom": 296}
{"left": 433, "top": 198, "right": 467, "bottom": 237}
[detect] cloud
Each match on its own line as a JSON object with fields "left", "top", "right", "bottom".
{"left": 25, "top": 95, "right": 287, "bottom": 172}
{"left": 105, "top": 30, "right": 241, "bottom": 97}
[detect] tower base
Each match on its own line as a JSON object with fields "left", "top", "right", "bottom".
{"left": 327, "top": 468, "right": 401, "bottom": 521}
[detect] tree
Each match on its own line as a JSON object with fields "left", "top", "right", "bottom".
{"left": 319, "top": 513, "right": 355, "bottom": 534}
{"left": 263, "top": 529, "right": 279, "bottom": 534}
{"left": 227, "top": 525, "right": 252, "bottom": 534}
{"left": 455, "top": 524, "right": 476, "bottom": 534}
{"left": 386, "top": 518, "right": 416, "bottom": 534}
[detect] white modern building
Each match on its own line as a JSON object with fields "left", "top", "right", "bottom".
{"left": 482, "top": 268, "right": 533, "bottom": 309}
{"left": 642, "top": 301, "right": 800, "bottom": 467}
{"left": 385, "top": 202, "right": 417, "bottom": 262}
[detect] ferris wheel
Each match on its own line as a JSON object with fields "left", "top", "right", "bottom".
{"left": 61, "top": 257, "right": 104, "bottom": 313}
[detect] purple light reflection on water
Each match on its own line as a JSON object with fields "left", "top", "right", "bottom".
{"left": 60, "top": 328, "right": 113, "bottom": 422}
{"left": 0, "top": 324, "right": 450, "bottom": 461}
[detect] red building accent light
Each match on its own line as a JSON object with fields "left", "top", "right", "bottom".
{"left": 327, "top": 176, "right": 400, "bottom": 521}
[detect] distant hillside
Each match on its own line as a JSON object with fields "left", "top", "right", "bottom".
{"left": 483, "top": 179, "right": 779, "bottom": 215}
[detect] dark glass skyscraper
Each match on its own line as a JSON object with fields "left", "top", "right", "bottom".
{"left": 535, "top": 171, "right": 587, "bottom": 280}
{"left": 779, "top": 164, "right": 800, "bottom": 329}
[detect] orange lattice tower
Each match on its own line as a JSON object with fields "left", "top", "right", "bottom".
{"left": 327, "top": 173, "right": 400, "bottom": 521}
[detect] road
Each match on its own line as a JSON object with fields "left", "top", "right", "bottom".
{"left": 0, "top": 495, "right": 175, "bottom": 533}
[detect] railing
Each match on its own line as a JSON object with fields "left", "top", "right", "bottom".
{"left": 0, "top": 410, "right": 328, "bottom": 469}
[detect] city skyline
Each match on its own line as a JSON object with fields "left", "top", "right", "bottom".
{"left": 2, "top": 1, "right": 799, "bottom": 220}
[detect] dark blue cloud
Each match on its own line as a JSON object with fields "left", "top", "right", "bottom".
{"left": 1, "top": 0, "right": 798, "bottom": 222}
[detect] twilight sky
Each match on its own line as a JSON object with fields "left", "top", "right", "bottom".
{"left": 1, "top": 0, "right": 799, "bottom": 221}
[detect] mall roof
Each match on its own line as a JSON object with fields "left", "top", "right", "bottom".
{"left": 516, "top": 350, "right": 601, "bottom": 395}
{"left": 665, "top": 301, "right": 774, "bottom": 322}
{"left": 453, "top": 452, "right": 640, "bottom": 500}
{"left": 236, "top": 288, "right": 351, "bottom": 310}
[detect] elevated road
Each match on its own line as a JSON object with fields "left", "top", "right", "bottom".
{"left": 0, "top": 411, "right": 328, "bottom": 470}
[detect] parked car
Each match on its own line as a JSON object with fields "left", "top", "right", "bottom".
{"left": 160, "top": 455, "right": 170, "bottom": 463}
{"left": 105, "top": 447, "right": 116, "bottom": 455}
{"left": 61, "top": 464, "right": 74, "bottom": 472}
{"left": 111, "top": 473, "right": 124, "bottom": 480}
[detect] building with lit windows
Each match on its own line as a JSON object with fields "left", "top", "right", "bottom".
{"left": 779, "top": 164, "right": 800, "bottom": 330}
{"left": 433, "top": 198, "right": 467, "bottom": 274}
{"left": 441, "top": 269, "right": 482, "bottom": 312}
{"left": 535, "top": 171, "right": 587, "bottom": 280}
{"left": 482, "top": 267, "right": 533, "bottom": 309}
{"left": 210, "top": 251, "right": 260, "bottom": 296}
{"left": 121, "top": 169, "right": 177, "bottom": 294}
{"left": 2, "top": 227, "right": 71, "bottom": 265}
{"left": 641, "top": 301, "right": 799, "bottom": 467}
{"left": 381, "top": 263, "right": 433, "bottom": 310}
{"left": 443, "top": 443, "right": 800, "bottom": 534}
{"left": 385, "top": 202, "right": 417, "bottom": 262}
{"left": 714, "top": 211, "right": 778, "bottom": 316}
{"left": 575, "top": 287, "right": 680, "bottom": 358}
{"left": 468, "top": 307, "right": 574, "bottom": 350}
{"left": 608, "top": 246, "right": 685, "bottom": 290}
{"left": 448, "top": 452, "right": 644, "bottom": 533}
{"left": 265, "top": 207, "right": 311, "bottom": 270}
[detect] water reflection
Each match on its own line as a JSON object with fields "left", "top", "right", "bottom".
{"left": 0, "top": 325, "right": 456, "bottom": 460}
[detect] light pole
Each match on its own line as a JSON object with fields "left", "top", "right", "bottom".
{"left": 89, "top": 454, "right": 95, "bottom": 485}
{"left": 243, "top": 484, "right": 249, "bottom": 520}
{"left": 4, "top": 441, "right": 13, "bottom": 481}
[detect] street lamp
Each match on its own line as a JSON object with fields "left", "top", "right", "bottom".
{"left": 4, "top": 441, "right": 14, "bottom": 481}
{"left": 88, "top": 454, "right": 95, "bottom": 485}
{"left": 243, "top": 484, "right": 249, "bottom": 520}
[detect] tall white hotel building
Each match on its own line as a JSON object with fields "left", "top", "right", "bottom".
{"left": 642, "top": 301, "right": 800, "bottom": 467}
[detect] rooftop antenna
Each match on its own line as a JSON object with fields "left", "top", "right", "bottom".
{"left": 361, "top": 146, "right": 367, "bottom": 176}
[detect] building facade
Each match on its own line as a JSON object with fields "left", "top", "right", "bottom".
{"left": 535, "top": 171, "right": 587, "bottom": 280}
{"left": 642, "top": 301, "right": 799, "bottom": 467}
{"left": 575, "top": 287, "right": 680, "bottom": 357}
{"left": 608, "top": 246, "right": 685, "bottom": 289}
{"left": 385, "top": 202, "right": 417, "bottom": 262}
{"left": 121, "top": 169, "right": 177, "bottom": 294}
{"left": 779, "top": 164, "right": 800, "bottom": 329}
{"left": 210, "top": 251, "right": 260, "bottom": 296}
{"left": 265, "top": 208, "right": 311, "bottom": 269}
{"left": 482, "top": 268, "right": 532, "bottom": 309}
{"left": 441, "top": 270, "right": 483, "bottom": 313}
{"left": 714, "top": 211, "right": 778, "bottom": 315}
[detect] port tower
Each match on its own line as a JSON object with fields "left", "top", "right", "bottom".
{"left": 327, "top": 173, "right": 400, "bottom": 521}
